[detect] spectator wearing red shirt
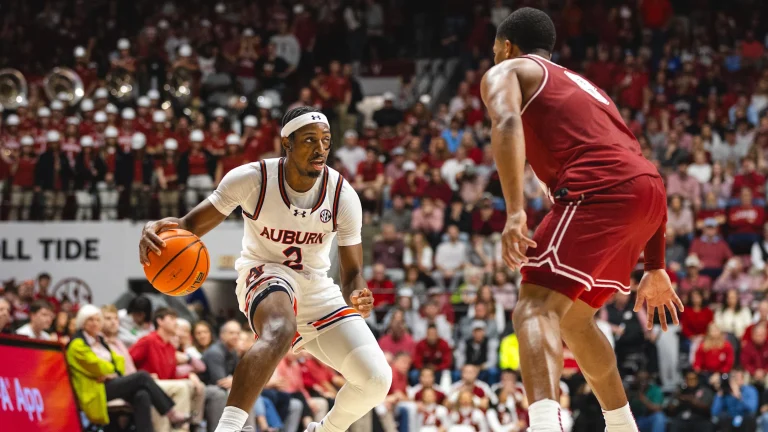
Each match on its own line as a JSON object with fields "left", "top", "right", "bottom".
{"left": 9, "top": 136, "right": 37, "bottom": 220}
{"left": 146, "top": 111, "right": 175, "bottom": 155}
{"left": 586, "top": 47, "right": 616, "bottom": 91}
{"left": 156, "top": 139, "right": 180, "bottom": 218}
{"left": 299, "top": 351, "right": 341, "bottom": 401}
{"left": 408, "top": 368, "right": 447, "bottom": 404}
{"left": 353, "top": 148, "right": 385, "bottom": 194}
{"left": 732, "top": 159, "right": 766, "bottom": 199}
{"left": 743, "top": 301, "right": 768, "bottom": 344}
{"left": 448, "top": 364, "right": 497, "bottom": 409}
{"left": 368, "top": 263, "right": 396, "bottom": 308}
{"left": 390, "top": 161, "right": 426, "bottom": 206}
{"left": 740, "top": 323, "right": 768, "bottom": 381}
{"left": 471, "top": 197, "right": 505, "bottom": 236}
{"left": 179, "top": 133, "right": 216, "bottom": 212}
{"left": 689, "top": 218, "right": 733, "bottom": 279}
{"left": 693, "top": 323, "right": 735, "bottom": 374}
{"left": 129, "top": 308, "right": 194, "bottom": 423}
{"left": 727, "top": 187, "right": 765, "bottom": 254}
{"left": 413, "top": 325, "right": 453, "bottom": 374}
{"left": 385, "top": 352, "right": 411, "bottom": 413}
{"left": 215, "top": 134, "right": 248, "bottom": 186}
{"left": 423, "top": 167, "right": 454, "bottom": 208}
{"left": 640, "top": 0, "right": 673, "bottom": 29}
{"left": 129, "top": 133, "right": 155, "bottom": 220}
{"left": 379, "top": 311, "right": 416, "bottom": 358}
{"left": 410, "top": 197, "right": 445, "bottom": 240}
{"left": 741, "top": 31, "right": 765, "bottom": 62}
{"left": 372, "top": 223, "right": 406, "bottom": 271}
{"left": 679, "top": 290, "right": 714, "bottom": 341}
{"left": 695, "top": 191, "right": 727, "bottom": 232}
{"left": 614, "top": 54, "right": 648, "bottom": 111}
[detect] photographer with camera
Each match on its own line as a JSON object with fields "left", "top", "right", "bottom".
{"left": 627, "top": 370, "right": 666, "bottom": 432}
{"left": 711, "top": 367, "right": 758, "bottom": 431}
{"left": 667, "top": 369, "right": 714, "bottom": 432}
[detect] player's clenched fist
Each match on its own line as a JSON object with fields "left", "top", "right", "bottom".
{"left": 351, "top": 288, "right": 374, "bottom": 318}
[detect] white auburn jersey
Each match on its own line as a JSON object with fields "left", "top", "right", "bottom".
{"left": 207, "top": 157, "right": 362, "bottom": 327}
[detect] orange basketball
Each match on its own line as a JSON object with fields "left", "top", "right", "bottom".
{"left": 143, "top": 229, "right": 209, "bottom": 296}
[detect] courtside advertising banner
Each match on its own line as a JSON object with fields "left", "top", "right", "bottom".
{"left": 0, "top": 337, "right": 81, "bottom": 432}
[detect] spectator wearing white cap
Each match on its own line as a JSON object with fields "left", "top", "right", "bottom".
{"left": 147, "top": 89, "right": 161, "bottom": 109}
{"left": 130, "top": 131, "right": 154, "bottom": 220}
{"left": 8, "top": 135, "right": 38, "bottom": 221}
{"left": 73, "top": 46, "right": 98, "bottom": 97}
{"left": 72, "top": 135, "right": 104, "bottom": 221}
{"left": 111, "top": 39, "right": 136, "bottom": 85}
{"left": 335, "top": 129, "right": 366, "bottom": 177}
{"left": 93, "top": 88, "right": 109, "bottom": 111}
{"left": 89, "top": 110, "right": 107, "bottom": 147}
{"left": 215, "top": 133, "right": 247, "bottom": 188}
{"left": 180, "top": 129, "right": 215, "bottom": 211}
{"left": 147, "top": 110, "right": 172, "bottom": 155}
{"left": 156, "top": 138, "right": 181, "bottom": 218}
{"left": 105, "top": 103, "right": 119, "bottom": 125}
{"left": 50, "top": 100, "right": 66, "bottom": 128}
{"left": 116, "top": 108, "right": 137, "bottom": 152}
{"left": 2, "top": 114, "right": 21, "bottom": 149}
{"left": 62, "top": 117, "right": 81, "bottom": 159}
{"left": 236, "top": 30, "right": 260, "bottom": 94}
{"left": 36, "top": 129, "right": 72, "bottom": 220}
{"left": 172, "top": 44, "right": 199, "bottom": 89}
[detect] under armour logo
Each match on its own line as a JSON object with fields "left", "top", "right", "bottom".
{"left": 311, "top": 115, "right": 321, "bottom": 120}
{"left": 294, "top": 210, "right": 307, "bottom": 218}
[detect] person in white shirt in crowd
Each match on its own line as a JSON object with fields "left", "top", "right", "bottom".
{"left": 441, "top": 147, "right": 476, "bottom": 191}
{"left": 417, "top": 388, "right": 452, "bottom": 432}
{"left": 118, "top": 295, "right": 154, "bottom": 347}
{"left": 449, "top": 364, "right": 497, "bottom": 410}
{"left": 433, "top": 224, "right": 468, "bottom": 292}
{"left": 449, "top": 389, "right": 489, "bottom": 432}
{"left": 15, "top": 300, "right": 55, "bottom": 341}
{"left": 270, "top": 20, "right": 301, "bottom": 72}
{"left": 687, "top": 149, "right": 713, "bottom": 184}
{"left": 335, "top": 130, "right": 366, "bottom": 176}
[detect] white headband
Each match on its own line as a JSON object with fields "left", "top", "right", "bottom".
{"left": 280, "top": 112, "right": 330, "bottom": 137}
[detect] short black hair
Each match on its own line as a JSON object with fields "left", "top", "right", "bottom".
{"left": 496, "top": 7, "right": 556, "bottom": 54}
{"left": 127, "top": 295, "right": 152, "bottom": 319}
{"left": 153, "top": 307, "right": 178, "bottom": 327}
{"left": 37, "top": 272, "right": 51, "bottom": 281}
{"left": 30, "top": 300, "right": 53, "bottom": 314}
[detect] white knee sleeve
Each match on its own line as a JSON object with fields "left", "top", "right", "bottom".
{"left": 339, "top": 344, "right": 392, "bottom": 405}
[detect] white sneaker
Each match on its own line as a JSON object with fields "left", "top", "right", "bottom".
{"left": 304, "top": 422, "right": 321, "bottom": 432}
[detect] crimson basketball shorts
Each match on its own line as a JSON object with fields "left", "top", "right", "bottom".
{"left": 521, "top": 175, "right": 666, "bottom": 308}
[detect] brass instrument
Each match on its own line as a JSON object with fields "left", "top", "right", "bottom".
{"left": 43, "top": 67, "right": 84, "bottom": 105}
{"left": 0, "top": 68, "right": 28, "bottom": 109}
{"left": 106, "top": 67, "right": 135, "bottom": 102}
{"left": 164, "top": 66, "right": 193, "bottom": 104}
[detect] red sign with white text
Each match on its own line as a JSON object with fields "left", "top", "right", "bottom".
{"left": 0, "top": 336, "right": 81, "bottom": 432}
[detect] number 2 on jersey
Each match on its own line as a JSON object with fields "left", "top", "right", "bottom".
{"left": 282, "top": 246, "right": 304, "bottom": 270}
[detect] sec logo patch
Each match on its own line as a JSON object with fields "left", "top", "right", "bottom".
{"left": 320, "top": 209, "right": 332, "bottom": 223}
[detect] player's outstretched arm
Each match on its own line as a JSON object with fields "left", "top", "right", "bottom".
{"left": 138, "top": 201, "right": 227, "bottom": 266}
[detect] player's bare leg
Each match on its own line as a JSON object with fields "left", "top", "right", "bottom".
{"left": 560, "top": 300, "right": 638, "bottom": 431}
{"left": 512, "top": 283, "right": 572, "bottom": 431}
{"left": 215, "top": 293, "right": 297, "bottom": 432}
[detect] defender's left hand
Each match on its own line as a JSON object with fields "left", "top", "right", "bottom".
{"left": 351, "top": 288, "right": 374, "bottom": 318}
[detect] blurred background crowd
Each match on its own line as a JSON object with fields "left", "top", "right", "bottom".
{"left": 5, "top": 0, "right": 768, "bottom": 431}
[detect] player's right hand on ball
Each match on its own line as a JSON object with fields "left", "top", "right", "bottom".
{"left": 139, "top": 219, "right": 179, "bottom": 266}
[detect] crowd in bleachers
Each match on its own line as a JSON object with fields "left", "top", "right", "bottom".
{"left": 6, "top": 0, "right": 768, "bottom": 431}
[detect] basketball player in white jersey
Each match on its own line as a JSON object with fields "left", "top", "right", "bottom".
{"left": 138, "top": 107, "right": 391, "bottom": 432}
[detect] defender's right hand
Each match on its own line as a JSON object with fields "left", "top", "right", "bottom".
{"left": 139, "top": 219, "right": 179, "bottom": 266}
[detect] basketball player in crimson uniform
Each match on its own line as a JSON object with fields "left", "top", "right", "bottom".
{"left": 482, "top": 8, "right": 683, "bottom": 432}
{"left": 138, "top": 107, "right": 389, "bottom": 432}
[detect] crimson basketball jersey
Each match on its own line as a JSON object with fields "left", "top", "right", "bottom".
{"left": 520, "top": 54, "right": 660, "bottom": 199}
